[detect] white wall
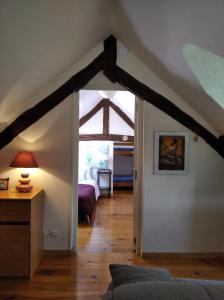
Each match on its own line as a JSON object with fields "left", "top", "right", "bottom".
{"left": 0, "top": 43, "right": 103, "bottom": 250}
{"left": 0, "top": 97, "right": 73, "bottom": 250}
{"left": 142, "top": 103, "right": 224, "bottom": 252}
{"left": 116, "top": 42, "right": 224, "bottom": 253}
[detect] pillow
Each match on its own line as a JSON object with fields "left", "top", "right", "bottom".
{"left": 109, "top": 264, "right": 171, "bottom": 289}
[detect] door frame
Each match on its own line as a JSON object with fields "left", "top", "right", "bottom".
{"left": 69, "top": 92, "right": 79, "bottom": 252}
{"left": 70, "top": 87, "right": 143, "bottom": 253}
{"left": 133, "top": 98, "right": 144, "bottom": 254}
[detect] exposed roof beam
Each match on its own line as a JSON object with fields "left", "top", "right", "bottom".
{"left": 0, "top": 53, "right": 104, "bottom": 149}
{"left": 79, "top": 99, "right": 105, "bottom": 127}
{"left": 103, "top": 35, "right": 117, "bottom": 82}
{"left": 0, "top": 35, "right": 223, "bottom": 159}
{"left": 79, "top": 98, "right": 134, "bottom": 130}
{"left": 112, "top": 65, "right": 223, "bottom": 158}
{"left": 109, "top": 100, "right": 134, "bottom": 129}
{"left": 103, "top": 99, "right": 109, "bottom": 135}
{"left": 79, "top": 134, "right": 134, "bottom": 142}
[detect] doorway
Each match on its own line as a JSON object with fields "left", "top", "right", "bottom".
{"left": 70, "top": 88, "right": 143, "bottom": 255}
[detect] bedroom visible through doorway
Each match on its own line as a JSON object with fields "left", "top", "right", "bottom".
{"left": 76, "top": 90, "right": 135, "bottom": 253}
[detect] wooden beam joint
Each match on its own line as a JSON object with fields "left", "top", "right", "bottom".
{"left": 103, "top": 35, "right": 117, "bottom": 82}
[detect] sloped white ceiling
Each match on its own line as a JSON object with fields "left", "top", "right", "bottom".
{"left": 183, "top": 44, "right": 224, "bottom": 110}
{"left": 0, "top": 0, "right": 111, "bottom": 121}
{"left": 113, "top": 0, "right": 224, "bottom": 133}
{"left": 109, "top": 108, "right": 134, "bottom": 136}
{"left": 1, "top": 0, "right": 224, "bottom": 133}
{"left": 80, "top": 109, "right": 103, "bottom": 135}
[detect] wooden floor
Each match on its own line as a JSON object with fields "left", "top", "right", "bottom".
{"left": 77, "top": 190, "right": 133, "bottom": 253}
{"left": 0, "top": 190, "right": 224, "bottom": 299}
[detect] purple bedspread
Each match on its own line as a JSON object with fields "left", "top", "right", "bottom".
{"left": 78, "top": 184, "right": 96, "bottom": 218}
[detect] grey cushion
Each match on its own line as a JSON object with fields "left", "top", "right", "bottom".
{"left": 174, "top": 277, "right": 224, "bottom": 286}
{"left": 111, "top": 281, "right": 219, "bottom": 300}
{"left": 201, "top": 284, "right": 224, "bottom": 300}
{"left": 101, "top": 291, "right": 112, "bottom": 300}
{"left": 109, "top": 264, "right": 171, "bottom": 289}
{"left": 102, "top": 265, "right": 224, "bottom": 300}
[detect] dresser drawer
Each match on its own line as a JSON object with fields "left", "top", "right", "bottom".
{"left": 0, "top": 201, "right": 30, "bottom": 222}
{"left": 0, "top": 225, "right": 29, "bottom": 245}
{"left": 0, "top": 246, "right": 29, "bottom": 277}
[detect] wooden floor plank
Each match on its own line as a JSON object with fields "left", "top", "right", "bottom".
{"left": 0, "top": 190, "right": 223, "bottom": 299}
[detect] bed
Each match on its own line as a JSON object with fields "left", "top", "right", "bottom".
{"left": 113, "top": 174, "right": 133, "bottom": 187}
{"left": 113, "top": 145, "right": 134, "bottom": 188}
{"left": 78, "top": 179, "right": 100, "bottom": 224}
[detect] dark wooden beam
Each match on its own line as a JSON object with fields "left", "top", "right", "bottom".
{"left": 79, "top": 134, "right": 134, "bottom": 142}
{"left": 102, "top": 36, "right": 224, "bottom": 158}
{"left": 114, "top": 142, "right": 134, "bottom": 146}
{"left": 0, "top": 53, "right": 104, "bottom": 150}
{"left": 219, "top": 135, "right": 224, "bottom": 147}
{"left": 79, "top": 99, "right": 105, "bottom": 127}
{"left": 109, "top": 101, "right": 134, "bottom": 129}
{"left": 103, "top": 35, "right": 117, "bottom": 82}
{"left": 103, "top": 99, "right": 109, "bottom": 135}
{"left": 80, "top": 98, "right": 134, "bottom": 132}
{"left": 104, "top": 64, "right": 224, "bottom": 158}
{"left": 0, "top": 34, "right": 223, "bottom": 160}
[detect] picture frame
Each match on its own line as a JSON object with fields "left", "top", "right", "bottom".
{"left": 154, "top": 131, "right": 189, "bottom": 175}
{"left": 0, "top": 178, "right": 9, "bottom": 190}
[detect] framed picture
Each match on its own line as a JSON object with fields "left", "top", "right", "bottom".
{"left": 0, "top": 178, "right": 9, "bottom": 190}
{"left": 154, "top": 131, "right": 189, "bottom": 175}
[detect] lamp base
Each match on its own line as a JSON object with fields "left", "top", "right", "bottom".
{"left": 16, "top": 184, "right": 33, "bottom": 193}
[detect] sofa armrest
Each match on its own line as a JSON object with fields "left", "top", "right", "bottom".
{"left": 102, "top": 281, "right": 214, "bottom": 300}
{"left": 174, "top": 277, "right": 224, "bottom": 286}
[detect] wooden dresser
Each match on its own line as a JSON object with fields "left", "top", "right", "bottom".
{"left": 0, "top": 188, "right": 43, "bottom": 278}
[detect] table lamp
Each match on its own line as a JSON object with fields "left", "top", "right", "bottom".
{"left": 10, "top": 151, "right": 39, "bottom": 192}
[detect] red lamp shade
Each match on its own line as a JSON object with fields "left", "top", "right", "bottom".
{"left": 10, "top": 152, "right": 39, "bottom": 193}
{"left": 10, "top": 151, "right": 39, "bottom": 168}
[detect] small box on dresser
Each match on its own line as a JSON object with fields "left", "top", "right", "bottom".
{"left": 0, "top": 188, "right": 43, "bottom": 278}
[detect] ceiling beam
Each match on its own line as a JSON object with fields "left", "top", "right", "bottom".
{"left": 79, "top": 99, "right": 105, "bottom": 127}
{"left": 102, "top": 36, "right": 224, "bottom": 158}
{"left": 103, "top": 35, "right": 117, "bottom": 82}
{"left": 109, "top": 101, "right": 134, "bottom": 129}
{"left": 103, "top": 99, "right": 109, "bottom": 135}
{"left": 0, "top": 35, "right": 223, "bottom": 159}
{"left": 79, "top": 98, "right": 134, "bottom": 130}
{"left": 0, "top": 53, "right": 104, "bottom": 149}
{"left": 112, "top": 65, "right": 223, "bottom": 158}
{"left": 79, "top": 134, "right": 134, "bottom": 142}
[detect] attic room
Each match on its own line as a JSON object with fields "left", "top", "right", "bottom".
{"left": 78, "top": 90, "right": 135, "bottom": 195}
{"left": 77, "top": 89, "right": 135, "bottom": 252}
{"left": 0, "top": 1, "right": 224, "bottom": 299}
